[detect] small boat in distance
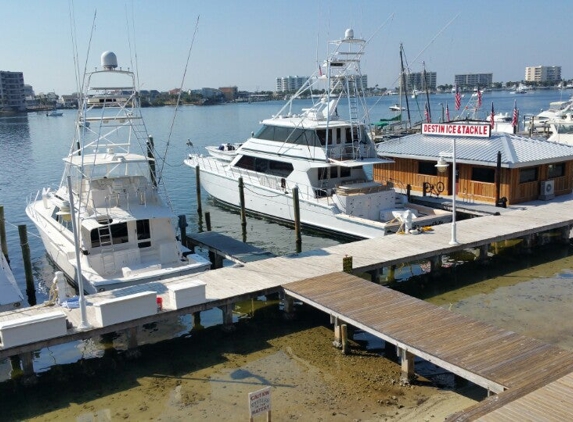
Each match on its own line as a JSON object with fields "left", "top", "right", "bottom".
{"left": 27, "top": 51, "right": 210, "bottom": 294}
{"left": 185, "top": 29, "right": 451, "bottom": 239}
{"left": 389, "top": 104, "right": 405, "bottom": 111}
{"left": 46, "top": 109, "right": 63, "bottom": 117}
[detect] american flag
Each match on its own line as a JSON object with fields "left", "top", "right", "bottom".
{"left": 445, "top": 103, "right": 450, "bottom": 122}
{"left": 455, "top": 85, "right": 461, "bottom": 110}
{"left": 424, "top": 102, "right": 431, "bottom": 122}
{"left": 490, "top": 102, "right": 495, "bottom": 129}
{"left": 511, "top": 100, "right": 519, "bottom": 128}
{"left": 477, "top": 86, "right": 482, "bottom": 108}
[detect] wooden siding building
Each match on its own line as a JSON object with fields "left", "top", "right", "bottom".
{"left": 373, "top": 129, "right": 573, "bottom": 205}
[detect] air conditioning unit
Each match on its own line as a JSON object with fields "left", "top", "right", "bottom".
{"left": 539, "top": 180, "right": 555, "bottom": 200}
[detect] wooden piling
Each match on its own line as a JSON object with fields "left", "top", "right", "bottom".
{"left": 332, "top": 316, "right": 341, "bottom": 348}
{"left": 386, "top": 265, "right": 396, "bottom": 282}
{"left": 192, "top": 312, "right": 204, "bottom": 331}
{"left": 126, "top": 326, "right": 141, "bottom": 358}
{"left": 195, "top": 166, "right": 202, "bottom": 217}
{"left": 369, "top": 268, "right": 380, "bottom": 284}
{"left": 18, "top": 224, "right": 36, "bottom": 306}
{"left": 238, "top": 177, "right": 247, "bottom": 241}
{"left": 283, "top": 295, "right": 295, "bottom": 319}
{"left": 293, "top": 186, "right": 301, "bottom": 253}
{"left": 0, "top": 205, "right": 8, "bottom": 263}
{"left": 205, "top": 211, "right": 212, "bottom": 231}
{"left": 342, "top": 255, "right": 353, "bottom": 273}
{"left": 221, "top": 304, "right": 235, "bottom": 332}
{"left": 341, "top": 324, "right": 349, "bottom": 355}
{"left": 20, "top": 352, "right": 37, "bottom": 385}
{"left": 178, "top": 214, "right": 188, "bottom": 248}
{"left": 399, "top": 347, "right": 415, "bottom": 385}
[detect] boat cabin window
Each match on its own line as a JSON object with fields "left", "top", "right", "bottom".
{"left": 340, "top": 167, "right": 351, "bottom": 178}
{"left": 137, "top": 219, "right": 151, "bottom": 240}
{"left": 318, "top": 166, "right": 340, "bottom": 181}
{"left": 90, "top": 222, "right": 129, "bottom": 248}
{"left": 519, "top": 167, "right": 538, "bottom": 184}
{"left": 234, "top": 156, "right": 293, "bottom": 177}
{"left": 316, "top": 129, "right": 327, "bottom": 145}
{"left": 548, "top": 162, "right": 565, "bottom": 178}
{"left": 471, "top": 167, "right": 495, "bottom": 183}
{"left": 254, "top": 125, "right": 321, "bottom": 147}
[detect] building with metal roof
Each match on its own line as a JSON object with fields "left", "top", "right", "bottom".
{"left": 374, "top": 128, "right": 573, "bottom": 205}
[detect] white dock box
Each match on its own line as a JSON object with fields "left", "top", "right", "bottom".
{"left": 0, "top": 311, "right": 68, "bottom": 348}
{"left": 167, "top": 279, "right": 206, "bottom": 309}
{"left": 93, "top": 291, "right": 157, "bottom": 327}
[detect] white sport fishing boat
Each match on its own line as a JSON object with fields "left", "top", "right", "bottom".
{"left": 185, "top": 29, "right": 450, "bottom": 239}
{"left": 26, "top": 51, "right": 210, "bottom": 294}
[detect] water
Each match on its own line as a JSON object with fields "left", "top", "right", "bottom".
{"left": 0, "top": 90, "right": 571, "bottom": 382}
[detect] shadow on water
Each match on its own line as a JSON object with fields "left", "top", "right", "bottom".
{"left": 0, "top": 299, "right": 327, "bottom": 421}
{"left": 386, "top": 241, "right": 573, "bottom": 301}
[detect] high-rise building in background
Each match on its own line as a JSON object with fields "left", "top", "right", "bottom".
{"left": 454, "top": 73, "right": 493, "bottom": 88}
{"left": 0, "top": 71, "right": 26, "bottom": 112}
{"left": 525, "top": 66, "right": 561, "bottom": 82}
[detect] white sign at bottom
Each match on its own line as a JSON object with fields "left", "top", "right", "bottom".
{"left": 248, "top": 386, "right": 271, "bottom": 417}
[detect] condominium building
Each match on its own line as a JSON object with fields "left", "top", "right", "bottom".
{"left": 525, "top": 66, "right": 561, "bottom": 82}
{"left": 407, "top": 71, "right": 437, "bottom": 91}
{"left": 0, "top": 71, "right": 26, "bottom": 112}
{"left": 276, "top": 74, "right": 368, "bottom": 92}
{"left": 276, "top": 76, "right": 308, "bottom": 92}
{"left": 454, "top": 73, "right": 493, "bottom": 88}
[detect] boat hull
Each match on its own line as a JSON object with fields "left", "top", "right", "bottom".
{"left": 187, "top": 158, "right": 450, "bottom": 239}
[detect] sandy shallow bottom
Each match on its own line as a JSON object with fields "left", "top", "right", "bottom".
{"left": 0, "top": 305, "right": 480, "bottom": 421}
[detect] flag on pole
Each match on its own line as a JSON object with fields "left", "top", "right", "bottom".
{"left": 477, "top": 86, "right": 482, "bottom": 109}
{"left": 490, "top": 102, "right": 495, "bottom": 129}
{"left": 445, "top": 103, "right": 450, "bottom": 122}
{"left": 455, "top": 85, "right": 461, "bottom": 110}
{"left": 318, "top": 65, "right": 323, "bottom": 77}
{"left": 424, "top": 102, "right": 431, "bottom": 123}
{"left": 511, "top": 100, "right": 519, "bottom": 128}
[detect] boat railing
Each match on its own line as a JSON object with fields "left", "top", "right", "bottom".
{"left": 326, "top": 142, "right": 376, "bottom": 161}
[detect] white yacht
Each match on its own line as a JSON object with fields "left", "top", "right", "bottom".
{"left": 26, "top": 51, "right": 210, "bottom": 294}
{"left": 185, "top": 29, "right": 450, "bottom": 239}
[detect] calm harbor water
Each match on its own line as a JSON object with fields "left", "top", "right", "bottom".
{"left": 0, "top": 89, "right": 572, "bottom": 388}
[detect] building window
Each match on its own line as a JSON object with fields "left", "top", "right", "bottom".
{"left": 471, "top": 167, "right": 495, "bottom": 183}
{"left": 418, "top": 161, "right": 438, "bottom": 176}
{"left": 548, "top": 162, "right": 565, "bottom": 178}
{"left": 519, "top": 167, "right": 538, "bottom": 183}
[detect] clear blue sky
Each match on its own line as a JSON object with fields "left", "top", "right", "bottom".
{"left": 2, "top": 0, "right": 568, "bottom": 95}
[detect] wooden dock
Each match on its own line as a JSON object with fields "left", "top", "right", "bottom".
{"left": 284, "top": 271, "right": 573, "bottom": 394}
{"left": 187, "top": 231, "right": 275, "bottom": 265}
{"left": 1, "top": 198, "right": 573, "bottom": 418}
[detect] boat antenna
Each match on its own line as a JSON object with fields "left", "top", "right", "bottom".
{"left": 408, "top": 13, "right": 459, "bottom": 68}
{"left": 68, "top": 0, "right": 81, "bottom": 96}
{"left": 157, "top": 15, "right": 200, "bottom": 185}
{"left": 125, "top": 2, "right": 141, "bottom": 90}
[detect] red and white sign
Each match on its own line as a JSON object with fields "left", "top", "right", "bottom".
{"left": 422, "top": 123, "right": 491, "bottom": 138}
{"left": 249, "top": 386, "right": 271, "bottom": 417}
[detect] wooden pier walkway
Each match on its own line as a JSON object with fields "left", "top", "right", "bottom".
{"left": 1, "top": 199, "right": 573, "bottom": 418}
{"left": 284, "top": 271, "right": 573, "bottom": 395}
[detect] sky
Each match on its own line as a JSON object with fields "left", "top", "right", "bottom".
{"left": 2, "top": 0, "right": 569, "bottom": 95}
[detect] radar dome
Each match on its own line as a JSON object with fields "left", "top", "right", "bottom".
{"left": 101, "top": 51, "right": 118, "bottom": 70}
{"left": 345, "top": 29, "right": 354, "bottom": 39}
